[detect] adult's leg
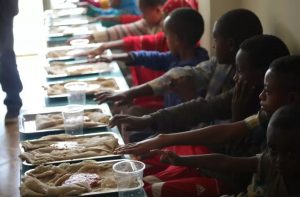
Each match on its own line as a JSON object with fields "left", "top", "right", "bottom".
{"left": 0, "top": 17, "right": 23, "bottom": 121}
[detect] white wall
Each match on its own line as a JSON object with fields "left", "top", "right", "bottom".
{"left": 14, "top": 0, "right": 45, "bottom": 56}
{"left": 199, "top": 0, "right": 300, "bottom": 55}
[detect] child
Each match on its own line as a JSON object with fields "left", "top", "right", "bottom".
{"left": 160, "top": 103, "right": 300, "bottom": 197}
{"left": 108, "top": 35, "right": 290, "bottom": 135}
{"left": 95, "top": 8, "right": 208, "bottom": 108}
{"left": 88, "top": 0, "right": 198, "bottom": 109}
{"left": 116, "top": 55, "right": 300, "bottom": 196}
{"left": 96, "top": 9, "right": 263, "bottom": 126}
{"left": 69, "top": 0, "right": 166, "bottom": 43}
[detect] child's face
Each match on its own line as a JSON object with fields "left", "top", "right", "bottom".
{"left": 212, "top": 21, "right": 234, "bottom": 64}
{"left": 259, "top": 70, "right": 290, "bottom": 116}
{"left": 163, "top": 17, "right": 179, "bottom": 56}
{"left": 234, "top": 49, "right": 264, "bottom": 88}
{"left": 139, "top": 3, "right": 164, "bottom": 26}
{"left": 267, "top": 126, "right": 300, "bottom": 180}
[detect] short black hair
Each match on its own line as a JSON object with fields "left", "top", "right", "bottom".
{"left": 164, "top": 8, "right": 204, "bottom": 46}
{"left": 139, "top": 0, "right": 166, "bottom": 7}
{"left": 269, "top": 55, "right": 300, "bottom": 92}
{"left": 240, "top": 35, "right": 290, "bottom": 72}
{"left": 269, "top": 104, "right": 300, "bottom": 131}
{"left": 217, "top": 9, "right": 263, "bottom": 49}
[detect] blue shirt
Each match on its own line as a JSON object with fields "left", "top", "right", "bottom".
{"left": 87, "top": 0, "right": 140, "bottom": 16}
{"left": 130, "top": 47, "right": 209, "bottom": 107}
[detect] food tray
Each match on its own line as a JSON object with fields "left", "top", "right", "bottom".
{"left": 47, "top": 23, "right": 104, "bottom": 38}
{"left": 45, "top": 44, "right": 103, "bottom": 61}
{"left": 44, "top": 7, "right": 87, "bottom": 19}
{"left": 20, "top": 132, "right": 124, "bottom": 167}
{"left": 19, "top": 105, "right": 111, "bottom": 137}
{"left": 21, "top": 159, "right": 144, "bottom": 196}
{"left": 43, "top": 77, "right": 119, "bottom": 98}
{"left": 46, "top": 15, "right": 96, "bottom": 26}
{"left": 45, "top": 62, "right": 112, "bottom": 79}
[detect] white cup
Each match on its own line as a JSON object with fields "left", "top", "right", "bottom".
{"left": 113, "top": 160, "right": 146, "bottom": 197}
{"left": 62, "top": 105, "right": 84, "bottom": 135}
{"left": 64, "top": 81, "right": 87, "bottom": 105}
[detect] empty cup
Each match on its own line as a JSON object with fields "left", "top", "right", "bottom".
{"left": 113, "top": 160, "right": 146, "bottom": 197}
{"left": 62, "top": 104, "right": 84, "bottom": 135}
{"left": 64, "top": 81, "right": 87, "bottom": 105}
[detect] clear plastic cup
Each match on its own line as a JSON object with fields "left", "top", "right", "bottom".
{"left": 64, "top": 81, "right": 87, "bottom": 105}
{"left": 113, "top": 160, "right": 146, "bottom": 197}
{"left": 62, "top": 105, "right": 84, "bottom": 135}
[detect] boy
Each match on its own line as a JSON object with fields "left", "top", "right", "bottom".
{"left": 116, "top": 55, "right": 300, "bottom": 196}
{"left": 160, "top": 104, "right": 300, "bottom": 197}
{"left": 95, "top": 9, "right": 263, "bottom": 110}
{"left": 95, "top": 8, "right": 208, "bottom": 108}
{"left": 115, "top": 55, "right": 300, "bottom": 155}
{"left": 108, "top": 35, "right": 290, "bottom": 134}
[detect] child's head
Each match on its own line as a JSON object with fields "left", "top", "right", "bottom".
{"left": 162, "top": 0, "right": 197, "bottom": 16}
{"left": 259, "top": 55, "right": 300, "bottom": 116}
{"left": 138, "top": 0, "right": 166, "bottom": 25}
{"left": 267, "top": 104, "right": 300, "bottom": 180}
{"left": 234, "top": 35, "right": 290, "bottom": 88}
{"left": 213, "top": 9, "right": 263, "bottom": 64}
{"left": 163, "top": 8, "right": 204, "bottom": 55}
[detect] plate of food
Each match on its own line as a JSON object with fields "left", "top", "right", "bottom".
{"left": 20, "top": 105, "right": 111, "bottom": 135}
{"left": 46, "top": 15, "right": 96, "bottom": 27}
{"left": 20, "top": 159, "right": 143, "bottom": 197}
{"left": 43, "top": 77, "right": 119, "bottom": 98}
{"left": 45, "top": 7, "right": 87, "bottom": 19}
{"left": 45, "top": 62, "right": 112, "bottom": 78}
{"left": 47, "top": 23, "right": 103, "bottom": 38}
{"left": 19, "top": 132, "right": 124, "bottom": 166}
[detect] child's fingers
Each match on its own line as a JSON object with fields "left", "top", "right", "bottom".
{"left": 109, "top": 115, "right": 131, "bottom": 128}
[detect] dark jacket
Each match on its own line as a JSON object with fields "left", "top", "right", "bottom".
{"left": 0, "top": 0, "right": 19, "bottom": 19}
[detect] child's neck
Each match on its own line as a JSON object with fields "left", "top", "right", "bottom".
{"left": 178, "top": 46, "right": 198, "bottom": 61}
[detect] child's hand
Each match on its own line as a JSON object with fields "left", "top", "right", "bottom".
{"left": 93, "top": 91, "right": 132, "bottom": 105}
{"left": 114, "top": 136, "right": 162, "bottom": 155}
{"left": 88, "top": 44, "right": 107, "bottom": 58}
{"left": 109, "top": 114, "right": 153, "bottom": 130}
{"left": 169, "top": 76, "right": 197, "bottom": 101}
{"left": 232, "top": 80, "right": 258, "bottom": 121}
{"left": 95, "top": 54, "right": 113, "bottom": 63}
{"left": 160, "top": 150, "right": 182, "bottom": 166}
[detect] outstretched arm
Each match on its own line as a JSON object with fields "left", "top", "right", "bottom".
{"left": 88, "top": 40, "right": 125, "bottom": 58}
{"left": 161, "top": 151, "right": 258, "bottom": 175}
{"left": 115, "top": 120, "right": 251, "bottom": 155}
{"left": 94, "top": 83, "right": 154, "bottom": 105}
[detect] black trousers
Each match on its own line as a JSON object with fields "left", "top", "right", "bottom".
{"left": 0, "top": 17, "right": 23, "bottom": 112}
